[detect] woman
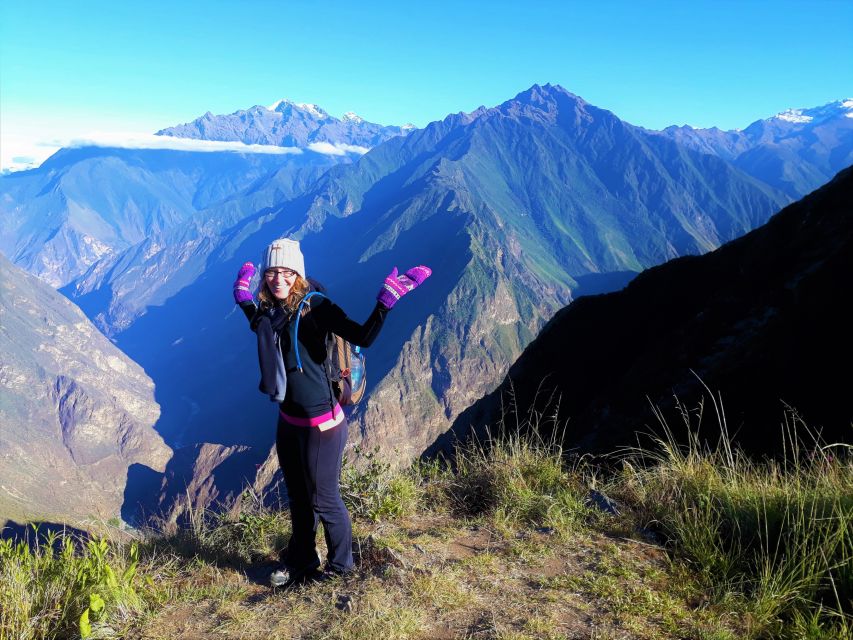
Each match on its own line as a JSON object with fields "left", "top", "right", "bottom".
{"left": 232, "top": 237, "right": 431, "bottom": 587}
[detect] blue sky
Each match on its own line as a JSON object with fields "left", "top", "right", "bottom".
{"left": 1, "top": 0, "right": 851, "bottom": 171}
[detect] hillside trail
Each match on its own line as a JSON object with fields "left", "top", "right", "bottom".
{"left": 135, "top": 512, "right": 731, "bottom": 640}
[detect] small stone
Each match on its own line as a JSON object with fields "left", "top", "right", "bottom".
{"left": 336, "top": 594, "right": 355, "bottom": 613}
{"left": 586, "top": 489, "right": 620, "bottom": 515}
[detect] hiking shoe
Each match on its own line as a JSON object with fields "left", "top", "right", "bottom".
{"left": 269, "top": 559, "right": 321, "bottom": 588}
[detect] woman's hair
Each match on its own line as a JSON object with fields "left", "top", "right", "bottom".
{"left": 258, "top": 274, "right": 310, "bottom": 315}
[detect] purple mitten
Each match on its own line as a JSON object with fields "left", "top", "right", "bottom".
{"left": 233, "top": 261, "right": 256, "bottom": 304}
{"left": 377, "top": 265, "right": 432, "bottom": 309}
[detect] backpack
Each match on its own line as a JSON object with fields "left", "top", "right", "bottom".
{"left": 292, "top": 291, "right": 367, "bottom": 406}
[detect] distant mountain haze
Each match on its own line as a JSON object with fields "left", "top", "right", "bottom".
{"left": 156, "top": 99, "right": 415, "bottom": 148}
{"left": 0, "top": 98, "right": 416, "bottom": 296}
{"left": 0, "top": 147, "right": 344, "bottom": 289}
{"left": 655, "top": 99, "right": 853, "bottom": 199}
{"left": 446, "top": 165, "right": 853, "bottom": 456}
{"left": 0, "top": 254, "right": 170, "bottom": 524}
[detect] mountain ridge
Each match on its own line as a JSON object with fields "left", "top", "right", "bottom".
{"left": 654, "top": 97, "right": 853, "bottom": 198}
{"left": 156, "top": 99, "right": 415, "bottom": 149}
{"left": 442, "top": 164, "right": 853, "bottom": 456}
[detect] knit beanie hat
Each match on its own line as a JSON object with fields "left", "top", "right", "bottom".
{"left": 261, "top": 238, "right": 305, "bottom": 278}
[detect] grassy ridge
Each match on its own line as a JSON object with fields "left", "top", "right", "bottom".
{"left": 613, "top": 396, "right": 852, "bottom": 637}
{"left": 1, "top": 400, "right": 850, "bottom": 639}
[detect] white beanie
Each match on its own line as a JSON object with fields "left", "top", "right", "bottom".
{"left": 261, "top": 238, "right": 305, "bottom": 278}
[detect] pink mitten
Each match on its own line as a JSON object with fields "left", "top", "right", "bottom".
{"left": 232, "top": 262, "right": 256, "bottom": 304}
{"left": 377, "top": 265, "right": 432, "bottom": 309}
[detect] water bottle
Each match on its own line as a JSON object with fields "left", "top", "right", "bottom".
{"left": 349, "top": 345, "right": 365, "bottom": 395}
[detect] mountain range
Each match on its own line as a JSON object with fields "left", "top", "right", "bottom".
{"left": 157, "top": 99, "right": 415, "bottom": 148}
{"left": 655, "top": 99, "right": 853, "bottom": 198}
{"left": 110, "top": 84, "right": 800, "bottom": 520}
{"left": 2, "top": 84, "right": 851, "bottom": 524}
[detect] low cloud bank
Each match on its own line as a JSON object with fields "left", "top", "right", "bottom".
{"left": 67, "top": 133, "right": 305, "bottom": 154}
{"left": 1, "top": 133, "right": 371, "bottom": 173}
{"left": 65, "top": 133, "right": 372, "bottom": 157}
{"left": 307, "top": 141, "right": 371, "bottom": 156}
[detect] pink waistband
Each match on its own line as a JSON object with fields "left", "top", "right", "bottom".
{"left": 280, "top": 404, "right": 344, "bottom": 431}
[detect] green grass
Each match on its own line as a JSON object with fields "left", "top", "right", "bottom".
{"left": 612, "top": 393, "right": 853, "bottom": 639}
{"left": 0, "top": 529, "right": 143, "bottom": 640}
{"left": 341, "top": 446, "right": 422, "bottom": 522}
{"left": 2, "top": 393, "right": 850, "bottom": 639}
{"left": 148, "top": 489, "right": 294, "bottom": 566}
{"left": 438, "top": 422, "right": 592, "bottom": 537}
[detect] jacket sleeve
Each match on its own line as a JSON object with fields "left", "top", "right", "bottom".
{"left": 239, "top": 301, "right": 258, "bottom": 325}
{"left": 313, "top": 299, "right": 389, "bottom": 348}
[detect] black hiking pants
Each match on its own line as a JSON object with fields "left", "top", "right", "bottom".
{"left": 275, "top": 414, "right": 353, "bottom": 574}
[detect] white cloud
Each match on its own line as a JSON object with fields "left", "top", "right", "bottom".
{"left": 307, "top": 141, "right": 370, "bottom": 156}
{"left": 0, "top": 130, "right": 57, "bottom": 172}
{"left": 1, "top": 132, "right": 375, "bottom": 173}
{"left": 66, "top": 132, "right": 306, "bottom": 155}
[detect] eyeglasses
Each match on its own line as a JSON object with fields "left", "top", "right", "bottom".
{"left": 265, "top": 268, "right": 297, "bottom": 280}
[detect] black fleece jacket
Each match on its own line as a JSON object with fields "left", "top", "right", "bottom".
{"left": 241, "top": 292, "right": 388, "bottom": 419}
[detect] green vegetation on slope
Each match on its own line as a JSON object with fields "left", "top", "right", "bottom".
{"left": 1, "top": 398, "right": 850, "bottom": 639}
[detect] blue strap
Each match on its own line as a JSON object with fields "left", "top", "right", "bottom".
{"left": 292, "top": 291, "right": 326, "bottom": 372}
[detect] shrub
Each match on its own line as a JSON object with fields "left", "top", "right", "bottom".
{"left": 341, "top": 446, "right": 422, "bottom": 522}
{"left": 0, "top": 527, "right": 143, "bottom": 640}
{"left": 618, "top": 392, "right": 853, "bottom": 638}
{"left": 148, "top": 489, "right": 293, "bottom": 565}
{"left": 446, "top": 426, "right": 590, "bottom": 535}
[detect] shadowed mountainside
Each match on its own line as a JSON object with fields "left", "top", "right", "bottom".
{"left": 441, "top": 165, "right": 853, "bottom": 456}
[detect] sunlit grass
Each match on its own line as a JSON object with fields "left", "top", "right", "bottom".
{"left": 2, "top": 386, "right": 849, "bottom": 639}
{"left": 614, "top": 388, "right": 853, "bottom": 639}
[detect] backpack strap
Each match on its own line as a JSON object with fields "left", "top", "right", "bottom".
{"left": 291, "top": 291, "right": 326, "bottom": 372}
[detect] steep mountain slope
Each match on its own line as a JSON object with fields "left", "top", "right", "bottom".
{"left": 0, "top": 146, "right": 338, "bottom": 287}
{"left": 158, "top": 99, "right": 414, "bottom": 148}
{"left": 448, "top": 165, "right": 853, "bottom": 455}
{"left": 0, "top": 254, "right": 171, "bottom": 523}
{"left": 112, "top": 84, "right": 793, "bottom": 521}
{"left": 60, "top": 154, "right": 344, "bottom": 334}
{"left": 1, "top": 101, "right": 415, "bottom": 330}
{"left": 657, "top": 99, "right": 853, "bottom": 199}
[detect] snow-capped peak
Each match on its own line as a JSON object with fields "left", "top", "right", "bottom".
{"left": 772, "top": 99, "right": 853, "bottom": 124}
{"left": 266, "top": 100, "right": 328, "bottom": 119}
{"left": 295, "top": 102, "right": 328, "bottom": 119}
{"left": 267, "top": 98, "right": 290, "bottom": 111}
{"left": 775, "top": 108, "right": 813, "bottom": 124}
{"left": 342, "top": 111, "right": 364, "bottom": 124}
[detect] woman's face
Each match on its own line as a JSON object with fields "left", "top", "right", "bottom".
{"left": 265, "top": 268, "right": 298, "bottom": 300}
